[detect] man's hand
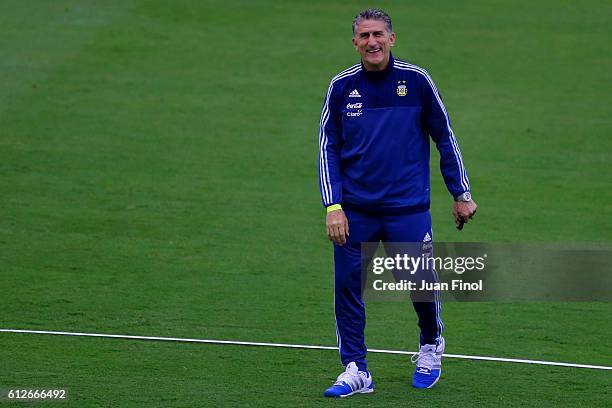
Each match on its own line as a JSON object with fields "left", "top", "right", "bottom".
{"left": 326, "top": 209, "right": 349, "bottom": 245}
{"left": 452, "top": 200, "right": 477, "bottom": 230}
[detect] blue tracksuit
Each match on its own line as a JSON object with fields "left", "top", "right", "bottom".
{"left": 318, "top": 54, "right": 470, "bottom": 370}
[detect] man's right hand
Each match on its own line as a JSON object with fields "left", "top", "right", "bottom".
{"left": 326, "top": 209, "right": 349, "bottom": 246}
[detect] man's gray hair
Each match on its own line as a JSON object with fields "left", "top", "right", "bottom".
{"left": 352, "top": 8, "right": 393, "bottom": 36}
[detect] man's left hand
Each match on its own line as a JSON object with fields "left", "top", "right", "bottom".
{"left": 452, "top": 200, "right": 477, "bottom": 230}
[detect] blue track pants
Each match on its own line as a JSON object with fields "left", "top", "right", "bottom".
{"left": 333, "top": 208, "right": 443, "bottom": 371}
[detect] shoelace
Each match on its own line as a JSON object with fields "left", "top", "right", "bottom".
{"left": 334, "top": 371, "right": 356, "bottom": 385}
{"left": 334, "top": 368, "right": 368, "bottom": 388}
{"left": 411, "top": 350, "right": 435, "bottom": 369}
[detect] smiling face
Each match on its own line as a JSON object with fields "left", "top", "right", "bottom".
{"left": 352, "top": 19, "right": 395, "bottom": 71}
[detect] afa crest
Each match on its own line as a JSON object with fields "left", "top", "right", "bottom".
{"left": 396, "top": 83, "right": 407, "bottom": 97}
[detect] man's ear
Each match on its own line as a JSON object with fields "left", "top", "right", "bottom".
{"left": 352, "top": 37, "right": 358, "bottom": 50}
{"left": 389, "top": 32, "right": 396, "bottom": 47}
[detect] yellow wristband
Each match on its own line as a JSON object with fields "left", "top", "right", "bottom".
{"left": 326, "top": 204, "right": 343, "bottom": 213}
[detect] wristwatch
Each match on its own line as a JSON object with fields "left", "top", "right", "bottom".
{"left": 454, "top": 192, "right": 472, "bottom": 202}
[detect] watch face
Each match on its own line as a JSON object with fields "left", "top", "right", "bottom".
{"left": 464, "top": 192, "right": 472, "bottom": 201}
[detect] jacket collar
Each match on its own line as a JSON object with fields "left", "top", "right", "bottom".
{"left": 362, "top": 53, "right": 394, "bottom": 79}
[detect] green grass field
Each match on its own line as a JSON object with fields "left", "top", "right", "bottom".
{"left": 1, "top": 1, "right": 611, "bottom": 406}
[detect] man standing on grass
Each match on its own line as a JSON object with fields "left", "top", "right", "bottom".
{"left": 318, "top": 8, "right": 477, "bottom": 397}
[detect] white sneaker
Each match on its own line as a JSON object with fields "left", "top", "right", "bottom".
{"left": 323, "top": 362, "right": 374, "bottom": 398}
{"left": 412, "top": 337, "right": 445, "bottom": 388}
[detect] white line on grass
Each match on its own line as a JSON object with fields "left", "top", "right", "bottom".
{"left": 1, "top": 328, "right": 611, "bottom": 371}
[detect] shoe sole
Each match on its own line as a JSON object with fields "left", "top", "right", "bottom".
{"left": 339, "top": 387, "right": 374, "bottom": 398}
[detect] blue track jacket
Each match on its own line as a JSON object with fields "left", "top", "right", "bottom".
{"left": 318, "top": 55, "right": 470, "bottom": 214}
